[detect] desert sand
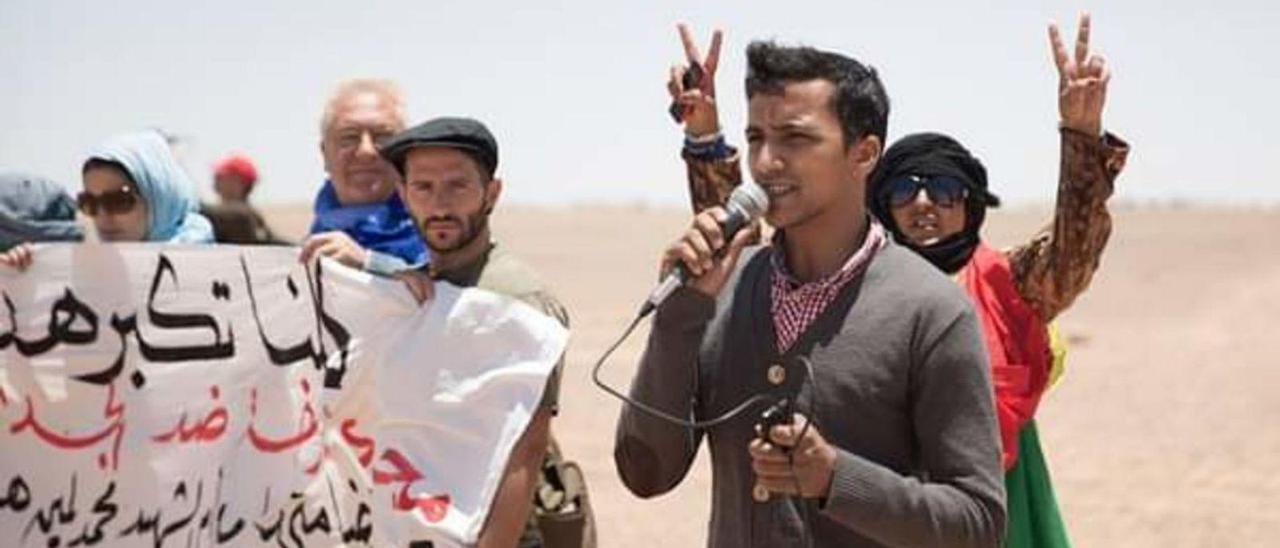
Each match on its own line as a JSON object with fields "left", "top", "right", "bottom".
{"left": 268, "top": 203, "right": 1280, "bottom": 547}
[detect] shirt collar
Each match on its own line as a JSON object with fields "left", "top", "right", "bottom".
{"left": 770, "top": 219, "right": 886, "bottom": 289}
{"left": 427, "top": 242, "right": 496, "bottom": 286}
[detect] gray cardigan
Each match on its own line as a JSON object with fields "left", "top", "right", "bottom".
{"left": 614, "top": 242, "right": 1005, "bottom": 548}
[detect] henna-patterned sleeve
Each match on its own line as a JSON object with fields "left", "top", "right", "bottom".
{"left": 1007, "top": 128, "right": 1130, "bottom": 322}
{"left": 683, "top": 145, "right": 742, "bottom": 213}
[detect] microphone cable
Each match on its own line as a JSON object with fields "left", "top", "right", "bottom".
{"left": 789, "top": 356, "right": 820, "bottom": 548}
{"left": 591, "top": 305, "right": 775, "bottom": 429}
{"left": 592, "top": 306, "right": 823, "bottom": 548}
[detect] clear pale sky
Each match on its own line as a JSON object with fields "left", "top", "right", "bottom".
{"left": 2, "top": 0, "right": 1277, "bottom": 207}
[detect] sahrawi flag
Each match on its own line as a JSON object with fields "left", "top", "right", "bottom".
{"left": 0, "top": 243, "right": 567, "bottom": 547}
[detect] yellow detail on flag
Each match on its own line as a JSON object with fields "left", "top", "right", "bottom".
{"left": 1047, "top": 322, "right": 1068, "bottom": 389}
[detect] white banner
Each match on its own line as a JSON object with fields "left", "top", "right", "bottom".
{"left": 0, "top": 243, "right": 567, "bottom": 547}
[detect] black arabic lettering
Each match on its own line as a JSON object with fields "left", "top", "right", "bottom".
{"left": 320, "top": 473, "right": 372, "bottom": 545}
{"left": 0, "top": 475, "right": 32, "bottom": 513}
{"left": 0, "top": 292, "right": 11, "bottom": 351}
{"left": 288, "top": 496, "right": 333, "bottom": 540}
{"left": 118, "top": 479, "right": 204, "bottom": 548}
{"left": 135, "top": 254, "right": 235, "bottom": 362}
{"left": 0, "top": 288, "right": 99, "bottom": 357}
{"left": 117, "top": 506, "right": 160, "bottom": 545}
{"left": 0, "top": 281, "right": 139, "bottom": 389}
{"left": 282, "top": 492, "right": 335, "bottom": 547}
{"left": 345, "top": 501, "right": 373, "bottom": 544}
{"left": 240, "top": 256, "right": 352, "bottom": 389}
{"left": 252, "top": 479, "right": 373, "bottom": 547}
{"left": 21, "top": 473, "right": 78, "bottom": 546}
{"left": 308, "top": 261, "right": 352, "bottom": 389}
{"left": 73, "top": 313, "right": 134, "bottom": 386}
{"left": 251, "top": 491, "right": 291, "bottom": 548}
{"left": 159, "top": 481, "right": 202, "bottom": 548}
{"left": 66, "top": 480, "right": 116, "bottom": 547}
{"left": 344, "top": 478, "right": 373, "bottom": 544}
{"left": 211, "top": 468, "right": 245, "bottom": 545}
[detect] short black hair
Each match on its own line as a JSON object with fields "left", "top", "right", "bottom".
{"left": 745, "top": 41, "right": 890, "bottom": 147}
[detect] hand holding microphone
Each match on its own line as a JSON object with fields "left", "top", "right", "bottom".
{"left": 660, "top": 209, "right": 755, "bottom": 295}
{"left": 643, "top": 183, "right": 768, "bottom": 316}
{"left": 602, "top": 183, "right": 773, "bottom": 429}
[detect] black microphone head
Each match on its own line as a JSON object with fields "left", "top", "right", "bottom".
{"left": 726, "top": 183, "right": 769, "bottom": 221}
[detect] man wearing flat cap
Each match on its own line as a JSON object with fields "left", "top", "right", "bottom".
{"left": 380, "top": 117, "right": 595, "bottom": 548}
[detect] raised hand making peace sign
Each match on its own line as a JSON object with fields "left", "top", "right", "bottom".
{"left": 668, "top": 23, "right": 723, "bottom": 137}
{"left": 1050, "top": 12, "right": 1110, "bottom": 137}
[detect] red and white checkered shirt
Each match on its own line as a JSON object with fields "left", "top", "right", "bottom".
{"left": 770, "top": 221, "right": 887, "bottom": 353}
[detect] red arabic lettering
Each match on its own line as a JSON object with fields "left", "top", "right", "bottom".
{"left": 10, "top": 384, "right": 125, "bottom": 471}
{"left": 372, "top": 448, "right": 450, "bottom": 523}
{"left": 302, "top": 447, "right": 327, "bottom": 475}
{"left": 247, "top": 379, "right": 318, "bottom": 453}
{"left": 342, "top": 419, "right": 376, "bottom": 468}
{"left": 300, "top": 416, "right": 376, "bottom": 476}
{"left": 152, "top": 385, "right": 229, "bottom": 444}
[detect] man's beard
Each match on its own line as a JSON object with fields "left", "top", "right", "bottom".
{"left": 419, "top": 209, "right": 489, "bottom": 253}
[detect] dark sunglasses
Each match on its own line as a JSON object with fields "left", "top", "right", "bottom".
{"left": 886, "top": 175, "right": 967, "bottom": 208}
{"left": 77, "top": 186, "right": 140, "bottom": 216}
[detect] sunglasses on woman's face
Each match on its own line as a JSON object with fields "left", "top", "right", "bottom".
{"left": 887, "top": 175, "right": 967, "bottom": 208}
{"left": 77, "top": 186, "right": 140, "bottom": 216}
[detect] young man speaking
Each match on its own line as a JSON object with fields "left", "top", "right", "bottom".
{"left": 615, "top": 41, "right": 1005, "bottom": 548}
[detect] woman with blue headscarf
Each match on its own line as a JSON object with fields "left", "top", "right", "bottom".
{"left": 0, "top": 129, "right": 213, "bottom": 269}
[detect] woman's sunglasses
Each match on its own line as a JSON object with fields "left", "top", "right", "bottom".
{"left": 886, "top": 175, "right": 967, "bottom": 208}
{"left": 77, "top": 186, "right": 140, "bottom": 216}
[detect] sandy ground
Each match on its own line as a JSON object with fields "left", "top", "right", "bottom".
{"left": 267, "top": 204, "right": 1280, "bottom": 547}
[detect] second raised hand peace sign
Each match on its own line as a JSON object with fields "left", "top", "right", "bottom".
{"left": 668, "top": 23, "right": 723, "bottom": 136}
{"left": 1049, "top": 12, "right": 1110, "bottom": 137}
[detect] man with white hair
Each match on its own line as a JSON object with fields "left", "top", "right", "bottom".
{"left": 300, "top": 79, "right": 429, "bottom": 274}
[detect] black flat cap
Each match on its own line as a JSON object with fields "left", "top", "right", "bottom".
{"left": 379, "top": 116, "right": 499, "bottom": 178}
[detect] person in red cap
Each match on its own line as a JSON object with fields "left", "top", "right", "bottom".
{"left": 213, "top": 154, "right": 258, "bottom": 204}
{"left": 201, "top": 153, "right": 283, "bottom": 244}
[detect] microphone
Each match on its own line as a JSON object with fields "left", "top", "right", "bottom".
{"left": 638, "top": 183, "right": 769, "bottom": 318}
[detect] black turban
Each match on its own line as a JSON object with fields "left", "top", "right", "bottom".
{"left": 868, "top": 132, "right": 1000, "bottom": 273}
